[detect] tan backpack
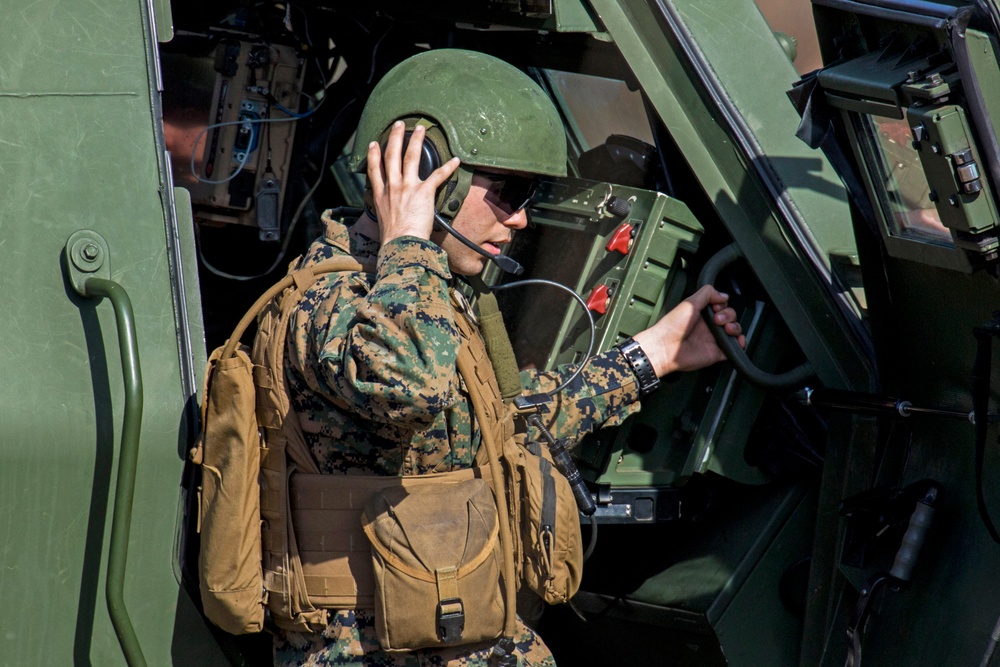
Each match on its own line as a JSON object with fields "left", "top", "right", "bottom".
{"left": 191, "top": 257, "right": 370, "bottom": 634}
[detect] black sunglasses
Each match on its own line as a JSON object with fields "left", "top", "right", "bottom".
{"left": 478, "top": 172, "right": 539, "bottom": 213}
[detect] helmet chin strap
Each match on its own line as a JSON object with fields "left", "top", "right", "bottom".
{"left": 433, "top": 213, "right": 524, "bottom": 275}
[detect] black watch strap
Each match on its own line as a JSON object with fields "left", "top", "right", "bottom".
{"left": 617, "top": 337, "right": 660, "bottom": 396}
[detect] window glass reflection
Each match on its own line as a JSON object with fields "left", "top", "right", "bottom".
{"left": 865, "top": 115, "right": 953, "bottom": 245}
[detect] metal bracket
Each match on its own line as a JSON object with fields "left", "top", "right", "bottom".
{"left": 66, "top": 230, "right": 111, "bottom": 296}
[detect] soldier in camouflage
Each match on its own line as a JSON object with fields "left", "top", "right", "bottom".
{"left": 275, "top": 49, "right": 744, "bottom": 666}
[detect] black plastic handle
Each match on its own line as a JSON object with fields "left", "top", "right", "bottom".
{"left": 547, "top": 437, "right": 597, "bottom": 516}
{"left": 697, "top": 243, "right": 814, "bottom": 390}
{"left": 890, "top": 486, "right": 939, "bottom": 582}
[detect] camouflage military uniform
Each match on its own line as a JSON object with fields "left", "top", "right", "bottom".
{"left": 276, "top": 212, "right": 642, "bottom": 665}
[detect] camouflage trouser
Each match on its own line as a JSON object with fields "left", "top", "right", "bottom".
{"left": 273, "top": 609, "right": 556, "bottom": 666}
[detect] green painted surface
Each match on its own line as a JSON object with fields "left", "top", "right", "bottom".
{"left": 554, "top": 0, "right": 604, "bottom": 33}
{"left": 587, "top": 0, "right": 873, "bottom": 392}
{"left": 671, "top": 1, "right": 857, "bottom": 262}
{"left": 153, "top": 0, "right": 174, "bottom": 43}
{"left": 967, "top": 29, "right": 1000, "bottom": 144}
{"left": 0, "top": 0, "right": 221, "bottom": 664}
{"left": 715, "top": 487, "right": 815, "bottom": 666}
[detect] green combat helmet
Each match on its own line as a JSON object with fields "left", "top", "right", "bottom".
{"left": 348, "top": 48, "right": 568, "bottom": 219}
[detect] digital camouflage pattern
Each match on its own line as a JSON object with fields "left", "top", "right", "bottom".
{"left": 286, "top": 213, "right": 641, "bottom": 476}
{"left": 273, "top": 610, "right": 555, "bottom": 666}
{"left": 279, "top": 212, "right": 643, "bottom": 663}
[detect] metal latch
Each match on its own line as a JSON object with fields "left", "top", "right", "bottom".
{"left": 951, "top": 148, "right": 983, "bottom": 194}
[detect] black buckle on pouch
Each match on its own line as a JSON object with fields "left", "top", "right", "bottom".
{"left": 437, "top": 598, "right": 465, "bottom": 643}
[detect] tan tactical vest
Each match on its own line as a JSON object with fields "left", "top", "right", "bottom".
{"left": 257, "top": 273, "right": 518, "bottom": 635}
{"left": 195, "top": 255, "right": 580, "bottom": 644}
{"left": 194, "top": 257, "right": 518, "bottom": 638}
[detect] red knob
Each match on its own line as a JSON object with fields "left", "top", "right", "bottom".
{"left": 605, "top": 222, "right": 634, "bottom": 255}
{"left": 586, "top": 284, "right": 610, "bottom": 315}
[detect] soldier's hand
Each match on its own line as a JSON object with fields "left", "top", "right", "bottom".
{"left": 632, "top": 285, "right": 745, "bottom": 377}
{"left": 367, "top": 120, "right": 461, "bottom": 244}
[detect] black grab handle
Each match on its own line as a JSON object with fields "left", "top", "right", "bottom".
{"left": 697, "top": 244, "right": 814, "bottom": 390}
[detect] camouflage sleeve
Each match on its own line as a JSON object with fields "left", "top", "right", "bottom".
{"left": 519, "top": 349, "right": 641, "bottom": 442}
{"left": 316, "top": 236, "right": 462, "bottom": 428}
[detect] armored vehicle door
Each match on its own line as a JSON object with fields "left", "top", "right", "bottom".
{"left": 0, "top": 0, "right": 229, "bottom": 664}
{"left": 481, "top": 3, "right": 873, "bottom": 665}
{"left": 783, "top": 1, "right": 1000, "bottom": 665}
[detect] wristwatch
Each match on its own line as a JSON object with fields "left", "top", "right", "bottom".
{"left": 616, "top": 337, "right": 660, "bottom": 396}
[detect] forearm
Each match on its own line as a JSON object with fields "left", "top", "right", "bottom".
{"left": 519, "top": 349, "right": 641, "bottom": 441}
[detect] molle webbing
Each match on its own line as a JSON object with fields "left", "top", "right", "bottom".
{"left": 194, "top": 257, "right": 371, "bottom": 636}
{"left": 262, "top": 466, "right": 488, "bottom": 617}
{"left": 248, "top": 257, "right": 374, "bottom": 633}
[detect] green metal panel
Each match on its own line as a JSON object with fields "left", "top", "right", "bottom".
{"left": 587, "top": 0, "right": 873, "bottom": 393}
{"left": 967, "top": 29, "right": 1000, "bottom": 147}
{"left": 815, "top": 258, "right": 1000, "bottom": 667}
{"left": 538, "top": 483, "right": 815, "bottom": 665}
{"left": 714, "top": 487, "right": 816, "bottom": 666}
{"left": 153, "top": 0, "right": 174, "bottom": 43}
{"left": 0, "top": 0, "right": 220, "bottom": 664}
{"left": 553, "top": 0, "right": 604, "bottom": 34}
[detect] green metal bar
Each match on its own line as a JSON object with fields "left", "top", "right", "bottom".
{"left": 83, "top": 277, "right": 147, "bottom": 667}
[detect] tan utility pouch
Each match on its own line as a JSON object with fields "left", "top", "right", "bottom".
{"left": 195, "top": 345, "right": 265, "bottom": 634}
{"left": 361, "top": 477, "right": 505, "bottom": 651}
{"left": 510, "top": 439, "right": 583, "bottom": 605}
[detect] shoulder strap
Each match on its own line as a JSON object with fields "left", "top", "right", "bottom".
{"left": 220, "top": 257, "right": 371, "bottom": 360}
{"left": 453, "top": 298, "right": 518, "bottom": 643}
{"left": 250, "top": 254, "right": 374, "bottom": 632}
{"left": 466, "top": 276, "right": 521, "bottom": 403}
{"left": 251, "top": 255, "right": 375, "bottom": 472}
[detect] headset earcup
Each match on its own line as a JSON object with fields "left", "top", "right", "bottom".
{"left": 368, "top": 117, "right": 471, "bottom": 219}
{"left": 408, "top": 120, "right": 467, "bottom": 218}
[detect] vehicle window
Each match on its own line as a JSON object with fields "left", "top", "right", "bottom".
{"left": 859, "top": 115, "right": 954, "bottom": 246}
{"left": 541, "top": 70, "right": 652, "bottom": 153}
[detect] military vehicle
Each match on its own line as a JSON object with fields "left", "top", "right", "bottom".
{"left": 7, "top": 0, "right": 1000, "bottom": 664}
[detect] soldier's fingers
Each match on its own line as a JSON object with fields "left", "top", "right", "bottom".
{"left": 706, "top": 288, "right": 730, "bottom": 306}
{"left": 401, "top": 124, "right": 426, "bottom": 179}
{"left": 367, "top": 141, "right": 385, "bottom": 200}
{"left": 686, "top": 284, "right": 726, "bottom": 310}
{"left": 382, "top": 120, "right": 405, "bottom": 178}
{"left": 713, "top": 307, "right": 738, "bottom": 325}
{"left": 424, "top": 156, "right": 461, "bottom": 189}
